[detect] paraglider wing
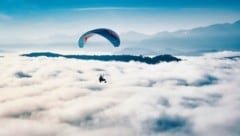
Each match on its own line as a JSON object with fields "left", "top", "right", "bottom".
{"left": 78, "top": 28, "right": 120, "bottom": 48}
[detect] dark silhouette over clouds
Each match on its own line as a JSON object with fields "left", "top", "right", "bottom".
{"left": 21, "top": 52, "right": 181, "bottom": 64}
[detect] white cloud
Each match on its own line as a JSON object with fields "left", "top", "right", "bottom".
{"left": 0, "top": 51, "right": 240, "bottom": 136}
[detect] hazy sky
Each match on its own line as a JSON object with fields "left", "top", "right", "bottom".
{"left": 0, "top": 0, "right": 240, "bottom": 47}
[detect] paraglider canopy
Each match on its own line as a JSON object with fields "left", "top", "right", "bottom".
{"left": 78, "top": 28, "right": 120, "bottom": 48}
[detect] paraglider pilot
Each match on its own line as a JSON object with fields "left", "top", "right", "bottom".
{"left": 99, "top": 74, "right": 107, "bottom": 83}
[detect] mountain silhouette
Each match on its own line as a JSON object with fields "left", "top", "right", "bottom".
{"left": 21, "top": 52, "right": 181, "bottom": 64}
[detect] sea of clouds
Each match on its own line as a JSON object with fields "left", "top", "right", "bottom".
{"left": 0, "top": 51, "right": 240, "bottom": 136}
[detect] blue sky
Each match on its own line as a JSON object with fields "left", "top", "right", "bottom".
{"left": 1, "top": 0, "right": 240, "bottom": 19}
{"left": 1, "top": 0, "right": 240, "bottom": 11}
{"left": 0, "top": 0, "right": 240, "bottom": 49}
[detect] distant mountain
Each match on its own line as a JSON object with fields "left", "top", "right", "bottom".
{"left": 131, "top": 20, "right": 240, "bottom": 55}
{"left": 21, "top": 52, "right": 181, "bottom": 64}
{"left": 116, "top": 47, "right": 158, "bottom": 55}
{"left": 120, "top": 31, "right": 151, "bottom": 42}
{"left": 0, "top": 49, "right": 4, "bottom": 57}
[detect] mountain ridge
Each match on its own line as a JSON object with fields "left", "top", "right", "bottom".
{"left": 118, "top": 20, "right": 240, "bottom": 55}
{"left": 21, "top": 52, "right": 181, "bottom": 64}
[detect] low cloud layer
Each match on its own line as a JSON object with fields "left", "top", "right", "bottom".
{"left": 0, "top": 51, "right": 240, "bottom": 136}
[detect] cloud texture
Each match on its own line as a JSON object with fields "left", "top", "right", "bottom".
{"left": 0, "top": 51, "right": 240, "bottom": 136}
